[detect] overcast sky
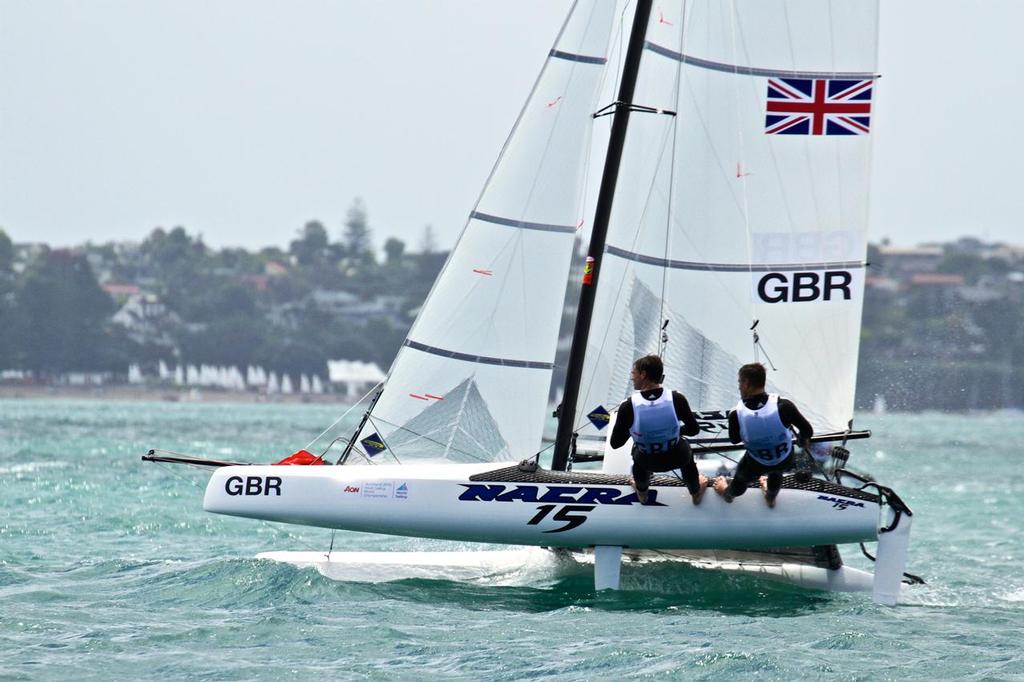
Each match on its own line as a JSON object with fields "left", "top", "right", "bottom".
{"left": 1, "top": 1, "right": 1021, "bottom": 252}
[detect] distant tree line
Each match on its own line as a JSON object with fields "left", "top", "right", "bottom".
{"left": 2, "top": 215, "right": 1023, "bottom": 411}
{"left": 854, "top": 241, "right": 1024, "bottom": 411}
{"left": 0, "top": 199, "right": 446, "bottom": 379}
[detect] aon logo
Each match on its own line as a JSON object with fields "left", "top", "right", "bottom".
{"left": 757, "top": 270, "right": 852, "bottom": 303}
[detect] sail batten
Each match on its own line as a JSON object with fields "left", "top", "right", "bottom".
{"left": 403, "top": 340, "right": 555, "bottom": 371}
{"left": 468, "top": 211, "right": 577, "bottom": 234}
{"left": 550, "top": 49, "right": 607, "bottom": 65}
{"left": 605, "top": 245, "right": 865, "bottom": 272}
{"left": 645, "top": 41, "right": 878, "bottom": 80}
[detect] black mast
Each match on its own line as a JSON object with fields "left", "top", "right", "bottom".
{"left": 552, "top": 0, "right": 654, "bottom": 471}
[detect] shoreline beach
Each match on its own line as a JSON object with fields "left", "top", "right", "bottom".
{"left": 0, "top": 384, "right": 349, "bottom": 404}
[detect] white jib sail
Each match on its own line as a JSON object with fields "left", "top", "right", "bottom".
{"left": 575, "top": 0, "right": 880, "bottom": 441}
{"left": 356, "top": 1, "right": 620, "bottom": 463}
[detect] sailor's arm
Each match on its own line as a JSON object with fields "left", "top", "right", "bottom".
{"left": 609, "top": 398, "right": 634, "bottom": 449}
{"left": 671, "top": 391, "right": 701, "bottom": 437}
{"left": 779, "top": 398, "right": 813, "bottom": 448}
{"left": 726, "top": 410, "right": 742, "bottom": 444}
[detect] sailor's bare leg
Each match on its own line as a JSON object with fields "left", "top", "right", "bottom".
{"left": 759, "top": 475, "right": 776, "bottom": 508}
{"left": 628, "top": 477, "right": 649, "bottom": 505}
{"left": 691, "top": 474, "right": 708, "bottom": 505}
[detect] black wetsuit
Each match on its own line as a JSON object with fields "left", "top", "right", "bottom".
{"left": 609, "top": 388, "right": 702, "bottom": 496}
{"left": 725, "top": 393, "right": 813, "bottom": 499}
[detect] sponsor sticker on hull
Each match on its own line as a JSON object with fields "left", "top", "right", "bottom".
{"left": 362, "top": 482, "right": 394, "bottom": 499}
{"left": 458, "top": 484, "right": 660, "bottom": 533}
{"left": 356, "top": 481, "right": 409, "bottom": 500}
{"left": 817, "top": 494, "right": 865, "bottom": 510}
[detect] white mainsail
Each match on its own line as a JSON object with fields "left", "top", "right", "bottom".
{"left": 355, "top": 1, "right": 620, "bottom": 462}
{"left": 574, "top": 0, "right": 880, "bottom": 439}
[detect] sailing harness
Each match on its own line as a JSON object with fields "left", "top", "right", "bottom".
{"left": 735, "top": 394, "right": 793, "bottom": 466}
{"left": 628, "top": 389, "right": 682, "bottom": 455}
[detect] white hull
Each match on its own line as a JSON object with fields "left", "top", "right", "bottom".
{"left": 204, "top": 462, "right": 881, "bottom": 550}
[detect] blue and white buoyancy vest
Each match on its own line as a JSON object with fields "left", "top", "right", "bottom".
{"left": 735, "top": 393, "right": 793, "bottom": 465}
{"left": 628, "top": 390, "right": 681, "bottom": 455}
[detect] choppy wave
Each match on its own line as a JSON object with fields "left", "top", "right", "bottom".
{"left": 2, "top": 403, "right": 1024, "bottom": 679}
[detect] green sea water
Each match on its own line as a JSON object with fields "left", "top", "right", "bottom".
{"left": 1, "top": 399, "right": 1022, "bottom": 680}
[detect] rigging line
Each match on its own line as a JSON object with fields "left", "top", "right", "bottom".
{"left": 365, "top": 415, "right": 402, "bottom": 465}
{"left": 756, "top": 0, "right": 828, "bottom": 374}
{"left": 532, "top": 440, "right": 555, "bottom": 463}
{"left": 692, "top": 442, "right": 739, "bottom": 465}
{"left": 728, "top": 10, "right": 831, "bottom": 392}
{"left": 153, "top": 461, "right": 206, "bottom": 489}
{"left": 506, "top": 4, "right": 585, "bottom": 290}
{"left": 812, "top": 0, "right": 849, "bottom": 378}
{"left": 780, "top": 2, "right": 797, "bottom": 69}
{"left": 564, "top": 396, "right": 628, "bottom": 442}
{"left": 436, "top": 39, "right": 598, "bottom": 354}
{"left": 338, "top": 384, "right": 386, "bottom": 464}
{"left": 313, "top": 436, "right": 345, "bottom": 463}
{"left": 657, "top": 0, "right": 688, "bottom": 359}
{"left": 366, "top": 414, "right": 492, "bottom": 464}
{"left": 304, "top": 382, "right": 381, "bottom": 452}
{"left": 451, "top": 1, "right": 609, "bottom": 351}
{"left": 392, "top": 1, "right": 583, "bottom": 365}
{"left": 571, "top": 0, "right": 628, "bottom": 263}
{"left": 573, "top": 0, "right": 606, "bottom": 278}
{"left": 148, "top": 447, "right": 225, "bottom": 461}
{"left": 652, "top": 65, "right": 763, "bottom": 324}
{"left": 722, "top": 7, "right": 815, "bottom": 377}
{"left": 574, "top": 120, "right": 678, "bottom": 422}
{"left": 750, "top": 320, "right": 778, "bottom": 370}
{"left": 487, "top": 36, "right": 574, "bottom": 443}
{"left": 496, "top": 3, "right": 615, "bottom": 400}
{"left": 443, "top": 372, "right": 475, "bottom": 460}
{"left": 613, "top": 1, "right": 632, "bottom": 101}
{"left": 436, "top": 229, "right": 524, "bottom": 349}
{"left": 725, "top": 0, "right": 758, "bottom": 342}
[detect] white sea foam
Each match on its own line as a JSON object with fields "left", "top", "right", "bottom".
{"left": 0, "top": 461, "right": 68, "bottom": 475}
{"left": 257, "top": 547, "right": 585, "bottom": 586}
{"left": 998, "top": 588, "right": 1024, "bottom": 603}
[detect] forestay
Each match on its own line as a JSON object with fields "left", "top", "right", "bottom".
{"left": 354, "top": 1, "right": 619, "bottom": 463}
{"left": 573, "top": 0, "right": 880, "bottom": 443}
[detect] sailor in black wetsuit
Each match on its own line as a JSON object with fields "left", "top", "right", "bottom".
{"left": 713, "top": 362, "right": 814, "bottom": 508}
{"left": 609, "top": 355, "right": 708, "bottom": 505}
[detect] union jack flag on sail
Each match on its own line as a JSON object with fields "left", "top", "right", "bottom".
{"left": 764, "top": 78, "right": 873, "bottom": 136}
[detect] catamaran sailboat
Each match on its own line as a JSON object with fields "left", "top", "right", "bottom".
{"left": 145, "top": 0, "right": 916, "bottom": 604}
